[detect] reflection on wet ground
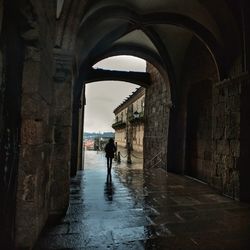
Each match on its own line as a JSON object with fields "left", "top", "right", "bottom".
{"left": 35, "top": 151, "right": 250, "bottom": 249}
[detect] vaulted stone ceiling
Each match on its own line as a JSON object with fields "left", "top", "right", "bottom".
{"left": 56, "top": 0, "right": 242, "bottom": 90}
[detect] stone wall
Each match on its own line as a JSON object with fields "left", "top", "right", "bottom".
{"left": 172, "top": 37, "right": 242, "bottom": 200}
{"left": 239, "top": 77, "right": 250, "bottom": 201}
{"left": 15, "top": 0, "right": 56, "bottom": 248}
{"left": 172, "top": 40, "right": 215, "bottom": 177}
{"left": 186, "top": 81, "right": 213, "bottom": 182}
{"left": 49, "top": 49, "right": 72, "bottom": 219}
{"left": 12, "top": 2, "right": 74, "bottom": 248}
{"left": 144, "top": 64, "right": 171, "bottom": 170}
{"left": 212, "top": 78, "right": 241, "bottom": 199}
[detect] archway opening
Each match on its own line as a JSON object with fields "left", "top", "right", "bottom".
{"left": 83, "top": 55, "right": 147, "bottom": 167}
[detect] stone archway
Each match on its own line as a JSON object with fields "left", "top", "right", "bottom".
{"left": 0, "top": 0, "right": 248, "bottom": 249}
{"left": 71, "top": 46, "right": 174, "bottom": 174}
{"left": 166, "top": 37, "right": 220, "bottom": 176}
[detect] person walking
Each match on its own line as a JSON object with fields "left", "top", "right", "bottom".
{"left": 104, "top": 138, "right": 117, "bottom": 174}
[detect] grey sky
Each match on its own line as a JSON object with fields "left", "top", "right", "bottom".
{"left": 84, "top": 56, "right": 146, "bottom": 133}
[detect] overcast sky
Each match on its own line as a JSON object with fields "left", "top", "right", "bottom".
{"left": 84, "top": 56, "right": 146, "bottom": 133}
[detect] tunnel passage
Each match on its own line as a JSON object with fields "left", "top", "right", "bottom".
{"left": 1, "top": 0, "right": 250, "bottom": 249}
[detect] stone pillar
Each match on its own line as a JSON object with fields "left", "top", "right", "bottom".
{"left": 15, "top": 1, "right": 56, "bottom": 248}
{"left": 70, "top": 77, "right": 86, "bottom": 175}
{"left": 144, "top": 64, "right": 171, "bottom": 170}
{"left": 49, "top": 49, "right": 73, "bottom": 219}
{"left": 16, "top": 45, "right": 55, "bottom": 248}
{"left": 77, "top": 88, "right": 85, "bottom": 170}
{"left": 71, "top": 87, "right": 80, "bottom": 176}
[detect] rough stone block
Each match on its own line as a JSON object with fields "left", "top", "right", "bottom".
{"left": 204, "top": 151, "right": 212, "bottom": 161}
{"left": 22, "top": 93, "right": 50, "bottom": 122}
{"left": 228, "top": 83, "right": 240, "bottom": 96}
{"left": 15, "top": 201, "right": 37, "bottom": 247}
{"left": 222, "top": 170, "right": 239, "bottom": 199}
{"left": 21, "top": 119, "right": 45, "bottom": 145}
{"left": 54, "top": 126, "right": 71, "bottom": 144}
{"left": 52, "top": 143, "right": 71, "bottom": 161}
{"left": 216, "top": 140, "right": 230, "bottom": 155}
{"left": 215, "top": 102, "right": 225, "bottom": 117}
{"left": 213, "top": 153, "right": 221, "bottom": 163}
{"left": 213, "top": 127, "right": 224, "bottom": 140}
{"left": 49, "top": 155, "right": 70, "bottom": 212}
{"left": 22, "top": 58, "right": 41, "bottom": 94}
{"left": 215, "top": 163, "right": 224, "bottom": 176}
{"left": 20, "top": 145, "right": 47, "bottom": 175}
{"left": 210, "top": 176, "right": 222, "bottom": 190}
{"left": 224, "top": 156, "right": 235, "bottom": 170}
{"left": 39, "top": 74, "right": 53, "bottom": 104}
{"left": 22, "top": 174, "right": 36, "bottom": 201}
{"left": 55, "top": 82, "right": 72, "bottom": 109}
{"left": 54, "top": 108, "right": 72, "bottom": 126}
{"left": 225, "top": 124, "right": 240, "bottom": 140}
{"left": 226, "top": 96, "right": 240, "bottom": 112}
{"left": 230, "top": 140, "right": 240, "bottom": 157}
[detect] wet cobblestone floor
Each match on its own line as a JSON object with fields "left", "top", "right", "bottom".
{"left": 35, "top": 151, "right": 250, "bottom": 249}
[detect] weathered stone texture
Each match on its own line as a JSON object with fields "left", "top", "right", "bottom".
{"left": 21, "top": 119, "right": 45, "bottom": 145}
{"left": 167, "top": 38, "right": 241, "bottom": 199}
{"left": 183, "top": 40, "right": 241, "bottom": 199}
{"left": 212, "top": 79, "right": 241, "bottom": 199}
{"left": 15, "top": 1, "right": 57, "bottom": 248}
{"left": 49, "top": 72, "right": 72, "bottom": 217}
{"left": 144, "top": 64, "right": 171, "bottom": 170}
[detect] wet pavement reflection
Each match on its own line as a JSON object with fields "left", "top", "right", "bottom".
{"left": 35, "top": 151, "right": 250, "bottom": 249}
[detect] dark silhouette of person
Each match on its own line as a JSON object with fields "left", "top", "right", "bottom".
{"left": 104, "top": 138, "right": 117, "bottom": 174}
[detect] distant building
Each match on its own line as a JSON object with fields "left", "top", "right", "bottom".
{"left": 83, "top": 132, "right": 114, "bottom": 151}
{"left": 112, "top": 87, "right": 145, "bottom": 152}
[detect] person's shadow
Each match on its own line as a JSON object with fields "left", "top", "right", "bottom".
{"left": 104, "top": 173, "right": 115, "bottom": 201}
